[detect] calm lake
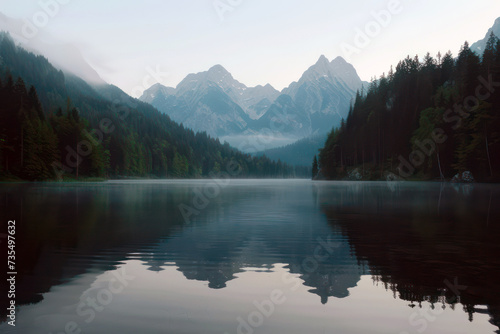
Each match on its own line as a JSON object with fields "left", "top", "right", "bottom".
{"left": 1, "top": 180, "right": 499, "bottom": 334}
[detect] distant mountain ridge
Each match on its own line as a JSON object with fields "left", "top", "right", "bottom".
{"left": 140, "top": 65, "right": 281, "bottom": 138}
{"left": 471, "top": 17, "right": 500, "bottom": 54}
{"left": 255, "top": 133, "right": 328, "bottom": 167}
{"left": 279, "top": 55, "right": 365, "bottom": 135}
{"left": 0, "top": 31, "right": 302, "bottom": 180}
{"left": 140, "top": 55, "right": 365, "bottom": 148}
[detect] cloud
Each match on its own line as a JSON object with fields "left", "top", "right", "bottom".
{"left": 0, "top": 11, "right": 105, "bottom": 84}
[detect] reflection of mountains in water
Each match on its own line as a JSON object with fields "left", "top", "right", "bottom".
{"left": 315, "top": 181, "right": 500, "bottom": 332}
{"left": 5, "top": 181, "right": 498, "bottom": 330}
{"left": 141, "top": 192, "right": 366, "bottom": 303}
{"left": 0, "top": 181, "right": 365, "bottom": 323}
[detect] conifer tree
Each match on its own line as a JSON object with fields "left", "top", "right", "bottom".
{"left": 312, "top": 155, "right": 319, "bottom": 179}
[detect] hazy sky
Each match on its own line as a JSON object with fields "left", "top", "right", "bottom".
{"left": 1, "top": 0, "right": 499, "bottom": 96}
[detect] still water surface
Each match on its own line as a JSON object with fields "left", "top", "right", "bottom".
{"left": 0, "top": 180, "right": 499, "bottom": 333}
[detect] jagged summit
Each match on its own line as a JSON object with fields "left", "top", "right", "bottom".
{"left": 140, "top": 63, "right": 281, "bottom": 135}
{"left": 208, "top": 64, "right": 227, "bottom": 72}
{"left": 471, "top": 17, "right": 500, "bottom": 54}
{"left": 316, "top": 54, "right": 330, "bottom": 65}
{"left": 206, "top": 64, "right": 232, "bottom": 80}
{"left": 141, "top": 55, "right": 363, "bottom": 140}
{"left": 331, "top": 56, "right": 348, "bottom": 64}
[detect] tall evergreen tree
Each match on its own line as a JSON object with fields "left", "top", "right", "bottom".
{"left": 312, "top": 155, "right": 318, "bottom": 179}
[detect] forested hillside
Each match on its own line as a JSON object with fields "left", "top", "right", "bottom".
{"left": 255, "top": 133, "right": 327, "bottom": 167}
{"left": 0, "top": 32, "right": 300, "bottom": 181}
{"left": 319, "top": 34, "right": 500, "bottom": 182}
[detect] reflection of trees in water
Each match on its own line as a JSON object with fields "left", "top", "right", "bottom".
{"left": 0, "top": 181, "right": 366, "bottom": 323}
{"left": 316, "top": 182, "right": 500, "bottom": 332}
{"left": 371, "top": 274, "right": 470, "bottom": 316}
{"left": 3, "top": 181, "right": 498, "bottom": 331}
{"left": 0, "top": 183, "right": 191, "bottom": 322}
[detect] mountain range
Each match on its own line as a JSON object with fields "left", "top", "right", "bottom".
{"left": 141, "top": 55, "right": 365, "bottom": 151}
{"left": 471, "top": 17, "right": 500, "bottom": 54}
{"left": 258, "top": 17, "right": 500, "bottom": 167}
{"left": 0, "top": 31, "right": 305, "bottom": 181}
{"left": 3, "top": 10, "right": 498, "bottom": 167}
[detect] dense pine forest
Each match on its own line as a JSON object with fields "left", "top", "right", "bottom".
{"left": 0, "top": 32, "right": 304, "bottom": 181}
{"left": 319, "top": 33, "right": 500, "bottom": 182}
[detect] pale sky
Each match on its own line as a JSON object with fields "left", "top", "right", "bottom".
{"left": 0, "top": 0, "right": 499, "bottom": 97}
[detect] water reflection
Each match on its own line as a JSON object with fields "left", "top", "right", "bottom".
{"left": 0, "top": 180, "right": 499, "bottom": 333}
{"left": 0, "top": 181, "right": 192, "bottom": 323}
{"left": 315, "top": 181, "right": 500, "bottom": 331}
